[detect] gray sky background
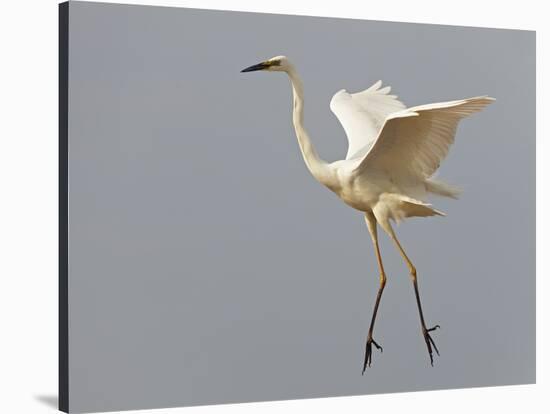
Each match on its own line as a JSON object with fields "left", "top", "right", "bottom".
{"left": 67, "top": 2, "right": 535, "bottom": 412}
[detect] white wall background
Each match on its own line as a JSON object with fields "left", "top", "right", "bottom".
{"left": 0, "top": 1, "right": 545, "bottom": 413}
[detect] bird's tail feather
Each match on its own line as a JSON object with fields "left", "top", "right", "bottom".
{"left": 425, "top": 178, "right": 462, "bottom": 199}
{"left": 379, "top": 193, "right": 445, "bottom": 225}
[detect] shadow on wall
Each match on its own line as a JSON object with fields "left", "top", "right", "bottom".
{"left": 34, "top": 395, "right": 58, "bottom": 410}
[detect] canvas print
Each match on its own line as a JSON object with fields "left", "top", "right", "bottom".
{"left": 59, "top": 1, "right": 535, "bottom": 413}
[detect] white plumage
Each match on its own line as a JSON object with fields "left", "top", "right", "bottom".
{"left": 330, "top": 81, "right": 406, "bottom": 160}
{"left": 330, "top": 80, "right": 493, "bottom": 228}
{"left": 241, "top": 56, "right": 494, "bottom": 372}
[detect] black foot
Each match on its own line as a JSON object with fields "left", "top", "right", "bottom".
{"left": 422, "top": 325, "right": 440, "bottom": 366}
{"left": 362, "top": 336, "right": 383, "bottom": 374}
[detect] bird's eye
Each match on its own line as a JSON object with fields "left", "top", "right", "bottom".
{"left": 270, "top": 59, "right": 281, "bottom": 66}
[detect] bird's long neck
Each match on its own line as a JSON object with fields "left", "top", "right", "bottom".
{"left": 286, "top": 67, "right": 332, "bottom": 186}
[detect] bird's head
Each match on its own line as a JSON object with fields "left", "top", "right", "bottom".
{"left": 240, "top": 55, "right": 292, "bottom": 73}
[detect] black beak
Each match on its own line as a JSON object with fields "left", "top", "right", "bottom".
{"left": 240, "top": 62, "right": 269, "bottom": 73}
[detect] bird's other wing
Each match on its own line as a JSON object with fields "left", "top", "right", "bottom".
{"left": 330, "top": 81, "right": 406, "bottom": 160}
{"left": 353, "top": 96, "right": 495, "bottom": 178}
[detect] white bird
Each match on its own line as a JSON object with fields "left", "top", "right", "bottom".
{"left": 241, "top": 56, "right": 494, "bottom": 373}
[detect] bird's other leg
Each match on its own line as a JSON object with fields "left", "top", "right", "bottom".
{"left": 362, "top": 212, "right": 386, "bottom": 374}
{"left": 386, "top": 224, "right": 440, "bottom": 366}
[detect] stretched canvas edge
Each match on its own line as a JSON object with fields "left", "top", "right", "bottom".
{"left": 59, "top": 1, "right": 70, "bottom": 412}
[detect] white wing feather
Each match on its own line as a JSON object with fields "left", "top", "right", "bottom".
{"left": 354, "top": 96, "right": 495, "bottom": 178}
{"left": 330, "top": 81, "right": 406, "bottom": 160}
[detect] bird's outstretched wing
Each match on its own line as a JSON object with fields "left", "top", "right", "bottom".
{"left": 353, "top": 96, "right": 495, "bottom": 178}
{"left": 330, "top": 81, "right": 406, "bottom": 160}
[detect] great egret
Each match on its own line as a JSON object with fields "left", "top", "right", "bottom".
{"left": 241, "top": 56, "right": 494, "bottom": 373}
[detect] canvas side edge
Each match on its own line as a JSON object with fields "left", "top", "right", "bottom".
{"left": 59, "top": 2, "right": 69, "bottom": 412}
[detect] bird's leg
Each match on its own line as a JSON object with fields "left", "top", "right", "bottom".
{"left": 364, "top": 274, "right": 385, "bottom": 373}
{"left": 387, "top": 226, "right": 440, "bottom": 366}
{"left": 363, "top": 213, "right": 386, "bottom": 374}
